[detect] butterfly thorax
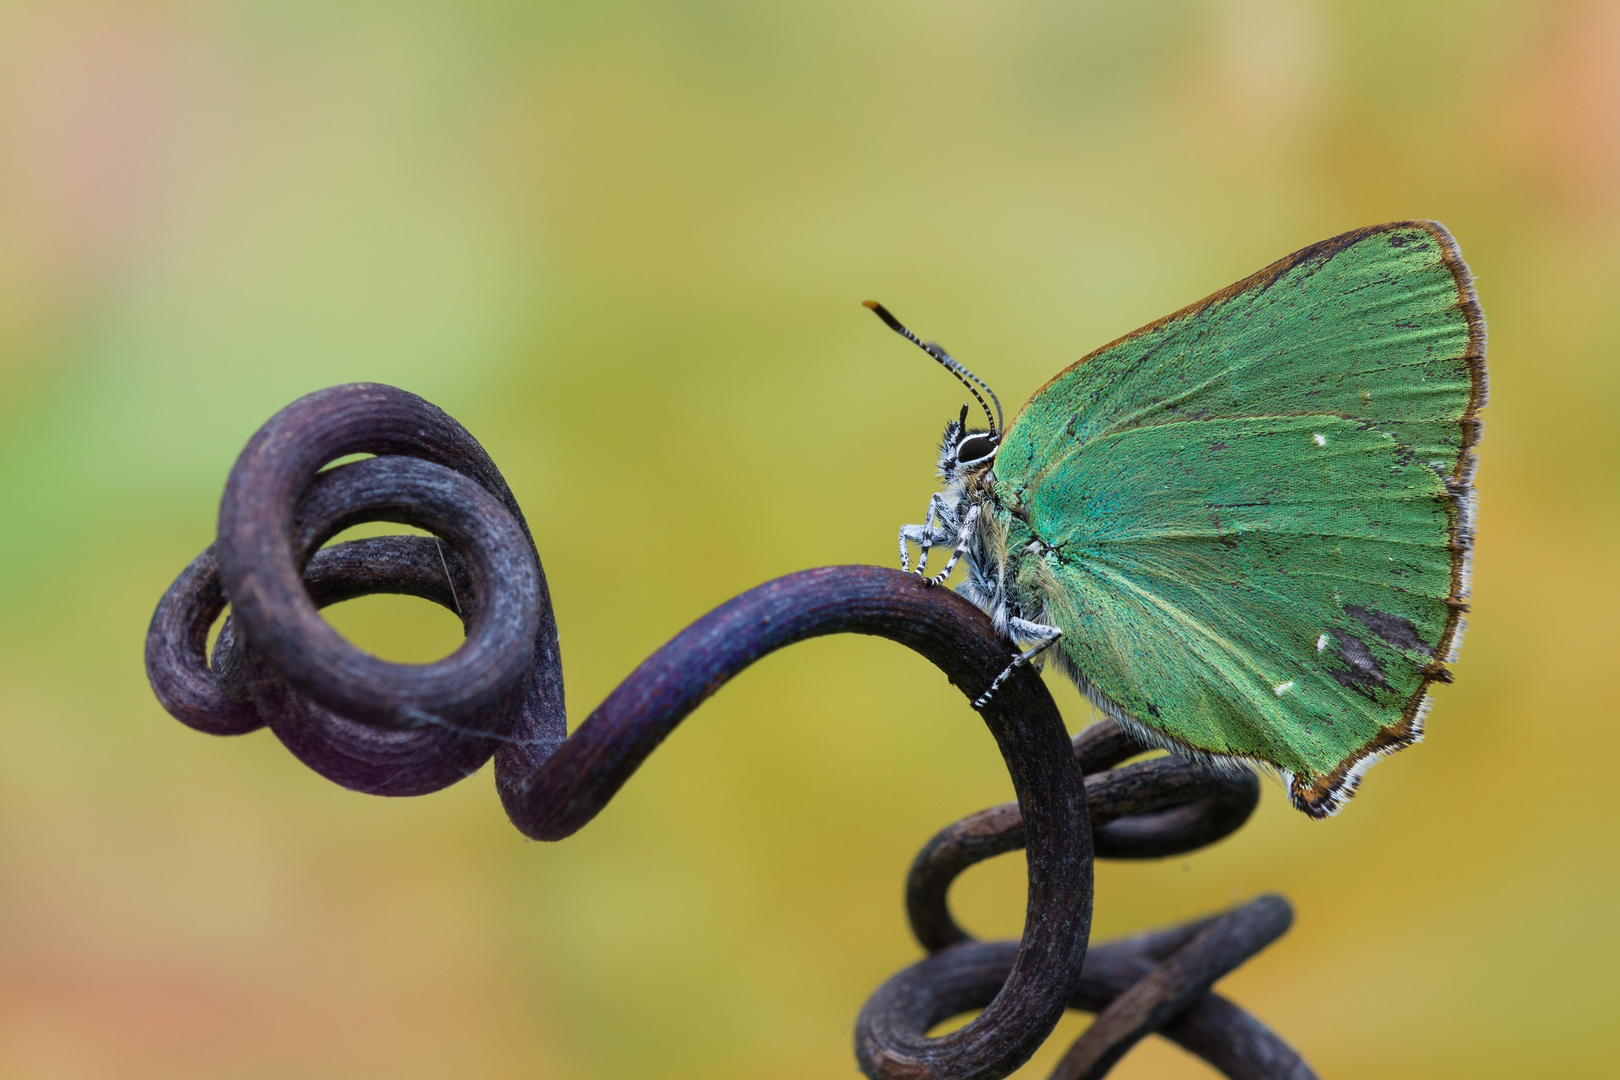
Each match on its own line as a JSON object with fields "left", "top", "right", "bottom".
{"left": 933, "top": 423, "right": 1050, "bottom": 649}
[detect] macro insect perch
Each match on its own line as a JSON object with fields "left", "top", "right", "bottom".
{"left": 867, "top": 222, "right": 1486, "bottom": 820}
{"left": 146, "top": 382, "right": 1317, "bottom": 1080}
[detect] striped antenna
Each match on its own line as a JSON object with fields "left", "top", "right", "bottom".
{"left": 864, "top": 302, "right": 1003, "bottom": 436}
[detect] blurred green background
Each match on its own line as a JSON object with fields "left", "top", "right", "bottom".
{"left": 0, "top": 1, "right": 1615, "bottom": 1077}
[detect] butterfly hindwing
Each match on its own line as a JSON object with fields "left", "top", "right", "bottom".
{"left": 992, "top": 222, "right": 1485, "bottom": 815}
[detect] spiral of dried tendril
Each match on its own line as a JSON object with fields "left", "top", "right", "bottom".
{"left": 145, "top": 383, "right": 1317, "bottom": 1080}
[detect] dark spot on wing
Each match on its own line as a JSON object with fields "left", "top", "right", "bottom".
{"left": 1327, "top": 632, "right": 1388, "bottom": 699}
{"left": 1345, "top": 605, "right": 1433, "bottom": 656}
{"left": 1144, "top": 702, "right": 1161, "bottom": 719}
{"left": 1065, "top": 414, "right": 1079, "bottom": 439}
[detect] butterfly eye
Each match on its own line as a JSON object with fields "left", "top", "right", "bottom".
{"left": 956, "top": 434, "right": 997, "bottom": 465}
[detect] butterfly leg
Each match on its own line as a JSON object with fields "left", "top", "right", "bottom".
{"left": 924, "top": 503, "right": 981, "bottom": 586}
{"left": 900, "top": 494, "right": 957, "bottom": 575}
{"left": 898, "top": 524, "right": 954, "bottom": 573}
{"left": 973, "top": 618, "right": 1062, "bottom": 709}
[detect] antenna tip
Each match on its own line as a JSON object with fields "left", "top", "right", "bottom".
{"left": 862, "top": 300, "right": 905, "bottom": 333}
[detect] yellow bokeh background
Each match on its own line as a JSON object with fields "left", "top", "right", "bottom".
{"left": 1, "top": 1, "right": 1616, "bottom": 1077}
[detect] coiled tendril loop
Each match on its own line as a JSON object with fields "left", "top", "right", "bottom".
{"left": 146, "top": 383, "right": 1315, "bottom": 1080}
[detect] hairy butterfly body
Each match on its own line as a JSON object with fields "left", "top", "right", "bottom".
{"left": 873, "top": 221, "right": 1487, "bottom": 817}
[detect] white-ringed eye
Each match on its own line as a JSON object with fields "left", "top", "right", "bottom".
{"left": 956, "top": 434, "right": 997, "bottom": 466}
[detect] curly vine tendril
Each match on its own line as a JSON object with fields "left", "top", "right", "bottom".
{"left": 145, "top": 383, "right": 1317, "bottom": 1080}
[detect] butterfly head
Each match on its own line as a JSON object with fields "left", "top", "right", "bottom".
{"left": 864, "top": 300, "right": 1004, "bottom": 478}
{"left": 938, "top": 404, "right": 999, "bottom": 479}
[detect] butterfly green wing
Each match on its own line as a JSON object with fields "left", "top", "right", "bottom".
{"left": 993, "top": 222, "right": 1486, "bottom": 816}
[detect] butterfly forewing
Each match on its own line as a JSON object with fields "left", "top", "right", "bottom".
{"left": 992, "top": 222, "right": 1485, "bottom": 815}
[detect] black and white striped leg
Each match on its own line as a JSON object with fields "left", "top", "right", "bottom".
{"left": 925, "top": 503, "right": 981, "bottom": 586}
{"left": 913, "top": 493, "right": 953, "bottom": 578}
{"left": 901, "top": 493, "right": 955, "bottom": 575}
{"left": 973, "top": 618, "right": 1063, "bottom": 709}
{"left": 899, "top": 523, "right": 957, "bottom": 573}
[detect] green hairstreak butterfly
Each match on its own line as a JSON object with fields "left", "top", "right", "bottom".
{"left": 868, "top": 221, "right": 1486, "bottom": 817}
